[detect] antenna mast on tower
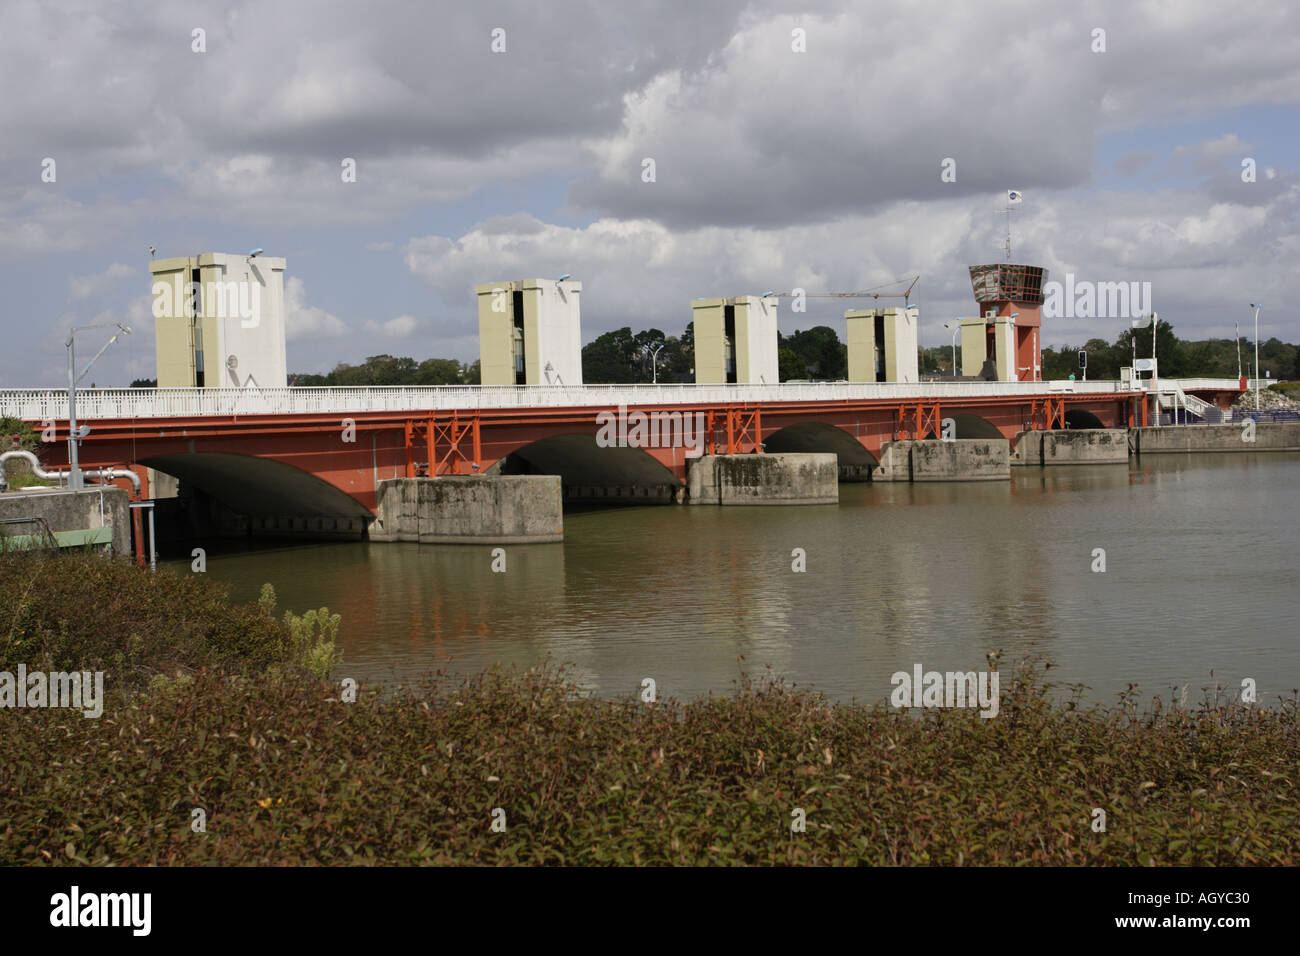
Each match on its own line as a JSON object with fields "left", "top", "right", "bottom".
{"left": 1005, "top": 189, "right": 1023, "bottom": 260}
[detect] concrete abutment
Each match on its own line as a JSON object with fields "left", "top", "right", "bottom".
{"left": 685, "top": 453, "right": 838, "bottom": 505}
{"left": 370, "top": 475, "right": 564, "bottom": 544}
{"left": 1012, "top": 429, "right": 1129, "bottom": 466}
{"left": 873, "top": 439, "right": 1010, "bottom": 482}
{"left": 1131, "top": 423, "right": 1300, "bottom": 454}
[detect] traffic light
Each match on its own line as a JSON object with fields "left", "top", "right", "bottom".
{"left": 1078, "top": 350, "right": 1087, "bottom": 369}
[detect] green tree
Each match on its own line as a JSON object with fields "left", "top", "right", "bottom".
{"left": 778, "top": 348, "right": 806, "bottom": 381}
{"left": 582, "top": 327, "right": 641, "bottom": 383}
{"left": 779, "top": 326, "right": 847, "bottom": 380}
{"left": 415, "top": 358, "right": 463, "bottom": 385}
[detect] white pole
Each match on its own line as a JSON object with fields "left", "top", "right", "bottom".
{"left": 66, "top": 333, "right": 82, "bottom": 490}
{"left": 1152, "top": 314, "right": 1159, "bottom": 426}
{"left": 1253, "top": 304, "right": 1261, "bottom": 410}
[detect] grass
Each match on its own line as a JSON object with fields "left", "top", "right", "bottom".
{"left": 0, "top": 416, "right": 52, "bottom": 490}
{"left": 1, "top": 551, "right": 1297, "bottom": 866}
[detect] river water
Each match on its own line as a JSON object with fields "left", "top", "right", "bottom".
{"left": 176, "top": 453, "right": 1300, "bottom": 705}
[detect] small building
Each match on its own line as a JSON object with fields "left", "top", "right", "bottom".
{"left": 690, "top": 295, "right": 778, "bottom": 385}
{"left": 961, "top": 263, "right": 1046, "bottom": 381}
{"left": 476, "top": 279, "right": 583, "bottom": 386}
{"left": 150, "top": 252, "right": 288, "bottom": 389}
{"left": 845, "top": 306, "right": 919, "bottom": 383}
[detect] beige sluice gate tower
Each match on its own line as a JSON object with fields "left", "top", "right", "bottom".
{"left": 845, "top": 306, "right": 919, "bottom": 383}
{"left": 476, "top": 279, "right": 584, "bottom": 386}
{"left": 150, "top": 252, "right": 288, "bottom": 389}
{"left": 691, "top": 295, "right": 779, "bottom": 385}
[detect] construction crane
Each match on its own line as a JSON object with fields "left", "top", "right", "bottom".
{"left": 761, "top": 275, "right": 920, "bottom": 308}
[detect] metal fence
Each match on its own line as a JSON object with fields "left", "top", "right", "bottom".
{"left": 0, "top": 378, "right": 1241, "bottom": 421}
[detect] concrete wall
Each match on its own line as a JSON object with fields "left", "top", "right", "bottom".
{"left": 0, "top": 486, "right": 130, "bottom": 555}
{"left": 960, "top": 319, "right": 986, "bottom": 377}
{"left": 686, "top": 453, "right": 838, "bottom": 505}
{"left": 874, "top": 439, "right": 1010, "bottom": 482}
{"left": 845, "top": 311, "right": 875, "bottom": 382}
{"left": 150, "top": 253, "right": 288, "bottom": 389}
{"left": 528, "top": 278, "right": 583, "bottom": 386}
{"left": 994, "top": 318, "right": 1016, "bottom": 382}
{"left": 370, "top": 476, "right": 563, "bottom": 544}
{"left": 476, "top": 283, "right": 516, "bottom": 385}
{"left": 1012, "top": 429, "right": 1129, "bottom": 466}
{"left": 887, "top": 307, "right": 919, "bottom": 383}
{"left": 733, "top": 295, "right": 779, "bottom": 385}
{"left": 1131, "top": 423, "right": 1300, "bottom": 454}
{"left": 692, "top": 298, "right": 727, "bottom": 385}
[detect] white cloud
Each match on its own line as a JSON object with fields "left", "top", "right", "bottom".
{"left": 362, "top": 314, "right": 418, "bottom": 338}
{"left": 570, "top": 2, "right": 1300, "bottom": 228}
{"left": 284, "top": 276, "right": 348, "bottom": 341}
{"left": 69, "top": 263, "right": 135, "bottom": 301}
{"left": 407, "top": 166, "right": 1300, "bottom": 347}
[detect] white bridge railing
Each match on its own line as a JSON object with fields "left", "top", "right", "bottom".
{"left": 0, "top": 379, "right": 1243, "bottom": 421}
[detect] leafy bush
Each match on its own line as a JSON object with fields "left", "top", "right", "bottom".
{"left": 283, "top": 604, "right": 342, "bottom": 679}
{"left": 1, "top": 552, "right": 317, "bottom": 688}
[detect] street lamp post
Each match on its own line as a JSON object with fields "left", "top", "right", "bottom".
{"left": 648, "top": 344, "right": 665, "bottom": 384}
{"left": 1250, "top": 303, "right": 1262, "bottom": 410}
{"left": 943, "top": 322, "right": 960, "bottom": 376}
{"left": 65, "top": 323, "right": 131, "bottom": 491}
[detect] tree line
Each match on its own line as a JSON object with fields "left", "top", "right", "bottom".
{"left": 161, "top": 322, "right": 1291, "bottom": 388}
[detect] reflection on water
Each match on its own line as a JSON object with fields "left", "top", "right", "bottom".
{"left": 179, "top": 453, "right": 1300, "bottom": 704}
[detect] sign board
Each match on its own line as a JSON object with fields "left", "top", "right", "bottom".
{"left": 1134, "top": 358, "right": 1158, "bottom": 373}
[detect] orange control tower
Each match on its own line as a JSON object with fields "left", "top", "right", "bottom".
{"left": 962, "top": 263, "right": 1047, "bottom": 381}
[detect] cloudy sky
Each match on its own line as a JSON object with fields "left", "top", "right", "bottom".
{"left": 2, "top": 0, "right": 1297, "bottom": 387}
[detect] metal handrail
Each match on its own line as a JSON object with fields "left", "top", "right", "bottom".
{"left": 0, "top": 378, "right": 1247, "bottom": 420}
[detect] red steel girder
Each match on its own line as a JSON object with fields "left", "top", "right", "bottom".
{"left": 1029, "top": 396, "right": 1066, "bottom": 431}
{"left": 700, "top": 404, "right": 763, "bottom": 455}
{"left": 430, "top": 413, "right": 481, "bottom": 475}
{"left": 725, "top": 405, "right": 763, "bottom": 455}
{"left": 404, "top": 413, "right": 482, "bottom": 476}
{"left": 895, "top": 400, "right": 941, "bottom": 440}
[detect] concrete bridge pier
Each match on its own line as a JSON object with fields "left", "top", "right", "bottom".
{"left": 873, "top": 440, "right": 1010, "bottom": 482}
{"left": 1012, "top": 429, "right": 1129, "bottom": 466}
{"left": 685, "top": 453, "right": 838, "bottom": 505}
{"left": 369, "top": 475, "right": 564, "bottom": 544}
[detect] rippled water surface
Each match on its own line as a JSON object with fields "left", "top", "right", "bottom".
{"left": 180, "top": 453, "right": 1300, "bottom": 704}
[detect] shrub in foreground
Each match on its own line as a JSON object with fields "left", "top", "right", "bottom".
{"left": 1, "top": 662, "right": 1296, "bottom": 866}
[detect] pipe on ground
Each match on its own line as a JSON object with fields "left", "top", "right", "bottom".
{"left": 0, "top": 449, "right": 141, "bottom": 495}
